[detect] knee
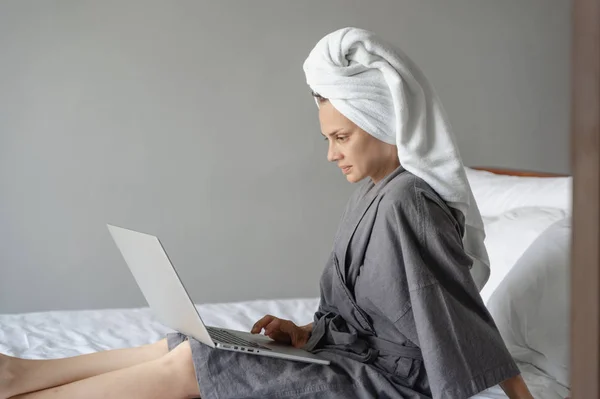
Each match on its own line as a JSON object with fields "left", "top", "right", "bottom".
{"left": 161, "top": 340, "right": 200, "bottom": 398}
{"left": 163, "top": 339, "right": 193, "bottom": 367}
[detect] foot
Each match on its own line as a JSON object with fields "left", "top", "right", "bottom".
{"left": 0, "top": 353, "right": 18, "bottom": 399}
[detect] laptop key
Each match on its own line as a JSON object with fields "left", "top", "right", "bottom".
{"left": 207, "top": 327, "right": 270, "bottom": 350}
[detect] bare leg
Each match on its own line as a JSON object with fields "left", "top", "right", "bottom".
{"left": 0, "top": 339, "right": 169, "bottom": 398}
{"left": 8, "top": 340, "right": 200, "bottom": 399}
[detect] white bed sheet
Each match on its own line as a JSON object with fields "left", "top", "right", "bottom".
{"left": 0, "top": 298, "right": 568, "bottom": 399}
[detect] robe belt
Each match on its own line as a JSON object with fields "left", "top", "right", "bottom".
{"left": 363, "top": 336, "right": 423, "bottom": 360}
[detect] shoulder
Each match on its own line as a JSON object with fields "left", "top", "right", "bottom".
{"left": 378, "top": 171, "right": 441, "bottom": 211}
{"left": 378, "top": 171, "right": 463, "bottom": 234}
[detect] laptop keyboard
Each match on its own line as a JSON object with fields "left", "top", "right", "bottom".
{"left": 207, "top": 327, "right": 269, "bottom": 350}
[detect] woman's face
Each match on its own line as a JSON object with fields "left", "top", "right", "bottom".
{"left": 318, "top": 101, "right": 399, "bottom": 184}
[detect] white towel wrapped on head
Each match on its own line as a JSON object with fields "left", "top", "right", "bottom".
{"left": 303, "top": 27, "right": 490, "bottom": 291}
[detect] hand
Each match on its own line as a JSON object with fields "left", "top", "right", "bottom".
{"left": 499, "top": 375, "right": 534, "bottom": 399}
{"left": 251, "top": 315, "right": 310, "bottom": 348}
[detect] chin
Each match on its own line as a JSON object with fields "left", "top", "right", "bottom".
{"left": 345, "top": 173, "right": 364, "bottom": 183}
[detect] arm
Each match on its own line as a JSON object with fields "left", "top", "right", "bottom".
{"left": 499, "top": 375, "right": 534, "bottom": 399}
{"left": 381, "top": 188, "right": 523, "bottom": 398}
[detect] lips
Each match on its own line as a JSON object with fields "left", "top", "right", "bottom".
{"left": 341, "top": 166, "right": 352, "bottom": 173}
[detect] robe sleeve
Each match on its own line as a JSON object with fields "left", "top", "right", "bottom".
{"left": 371, "top": 180, "right": 521, "bottom": 399}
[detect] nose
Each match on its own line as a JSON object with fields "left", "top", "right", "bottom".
{"left": 327, "top": 142, "right": 342, "bottom": 163}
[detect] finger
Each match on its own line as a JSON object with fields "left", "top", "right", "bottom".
{"left": 251, "top": 315, "right": 275, "bottom": 334}
{"left": 265, "top": 329, "right": 292, "bottom": 343}
{"left": 275, "top": 320, "right": 296, "bottom": 335}
{"left": 288, "top": 327, "right": 303, "bottom": 347}
{"left": 263, "top": 318, "right": 282, "bottom": 335}
{"left": 266, "top": 320, "right": 298, "bottom": 344}
{"left": 251, "top": 314, "right": 274, "bottom": 333}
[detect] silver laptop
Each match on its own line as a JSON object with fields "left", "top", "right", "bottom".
{"left": 107, "top": 224, "right": 329, "bottom": 365}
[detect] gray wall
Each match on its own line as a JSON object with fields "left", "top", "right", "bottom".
{"left": 0, "top": 0, "right": 570, "bottom": 314}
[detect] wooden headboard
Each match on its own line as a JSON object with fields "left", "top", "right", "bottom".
{"left": 470, "top": 166, "right": 569, "bottom": 178}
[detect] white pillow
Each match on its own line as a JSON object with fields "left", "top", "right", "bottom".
{"left": 479, "top": 207, "right": 567, "bottom": 303}
{"left": 487, "top": 218, "right": 571, "bottom": 388}
{"left": 464, "top": 167, "right": 572, "bottom": 216}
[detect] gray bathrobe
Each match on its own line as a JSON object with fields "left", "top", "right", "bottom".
{"left": 167, "top": 166, "right": 519, "bottom": 399}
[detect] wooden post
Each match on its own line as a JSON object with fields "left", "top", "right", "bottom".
{"left": 571, "top": 0, "right": 600, "bottom": 397}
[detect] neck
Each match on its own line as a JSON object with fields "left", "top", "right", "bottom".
{"left": 370, "top": 158, "right": 401, "bottom": 184}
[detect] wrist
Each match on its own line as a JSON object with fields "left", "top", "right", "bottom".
{"left": 499, "top": 375, "right": 533, "bottom": 399}
{"left": 300, "top": 323, "right": 313, "bottom": 334}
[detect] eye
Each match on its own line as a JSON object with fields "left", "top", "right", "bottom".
{"left": 336, "top": 135, "right": 348, "bottom": 142}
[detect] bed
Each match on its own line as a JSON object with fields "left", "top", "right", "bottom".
{"left": 0, "top": 167, "right": 572, "bottom": 399}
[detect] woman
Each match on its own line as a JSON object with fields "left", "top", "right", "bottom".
{"left": 0, "top": 28, "right": 533, "bottom": 399}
